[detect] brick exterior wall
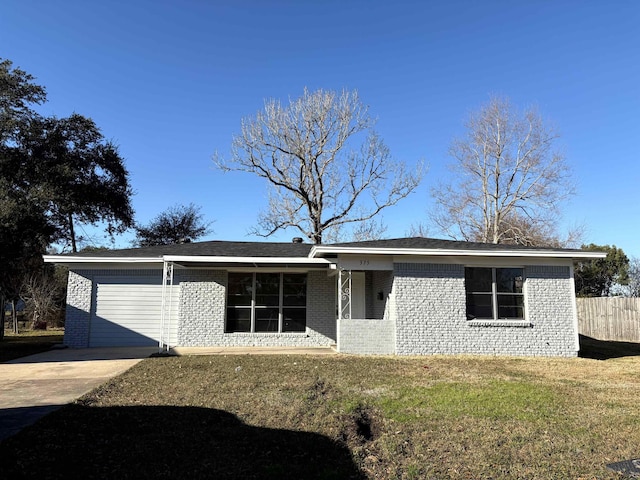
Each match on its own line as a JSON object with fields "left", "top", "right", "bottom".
{"left": 392, "top": 263, "right": 577, "bottom": 357}
{"left": 338, "top": 317, "right": 395, "bottom": 354}
{"left": 175, "top": 269, "right": 226, "bottom": 346}
{"left": 65, "top": 261, "right": 577, "bottom": 356}
{"left": 64, "top": 271, "right": 93, "bottom": 348}
{"left": 66, "top": 268, "right": 337, "bottom": 348}
{"left": 181, "top": 270, "right": 336, "bottom": 347}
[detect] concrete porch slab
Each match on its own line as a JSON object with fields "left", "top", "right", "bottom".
{"left": 169, "top": 346, "right": 337, "bottom": 356}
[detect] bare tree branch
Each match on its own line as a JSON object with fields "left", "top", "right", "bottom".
{"left": 217, "top": 88, "right": 423, "bottom": 244}
{"left": 431, "top": 96, "right": 576, "bottom": 246}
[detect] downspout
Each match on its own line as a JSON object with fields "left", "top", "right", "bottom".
{"left": 336, "top": 271, "right": 341, "bottom": 353}
{"left": 569, "top": 263, "right": 580, "bottom": 355}
{"left": 160, "top": 260, "right": 174, "bottom": 353}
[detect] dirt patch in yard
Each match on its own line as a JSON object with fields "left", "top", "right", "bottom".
{"left": 339, "top": 404, "right": 381, "bottom": 445}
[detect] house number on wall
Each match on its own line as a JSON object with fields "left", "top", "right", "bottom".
{"left": 338, "top": 256, "right": 393, "bottom": 271}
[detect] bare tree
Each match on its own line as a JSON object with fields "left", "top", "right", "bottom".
{"left": 350, "top": 219, "right": 388, "bottom": 242}
{"left": 406, "top": 222, "right": 430, "bottom": 238}
{"left": 431, "top": 96, "right": 574, "bottom": 246}
{"left": 217, "top": 88, "right": 422, "bottom": 244}
{"left": 21, "top": 271, "right": 65, "bottom": 329}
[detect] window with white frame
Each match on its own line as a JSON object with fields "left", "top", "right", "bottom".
{"left": 465, "top": 267, "right": 524, "bottom": 320}
{"left": 226, "top": 272, "right": 307, "bottom": 333}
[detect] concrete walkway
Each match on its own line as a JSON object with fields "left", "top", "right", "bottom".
{"left": 0, "top": 347, "right": 155, "bottom": 441}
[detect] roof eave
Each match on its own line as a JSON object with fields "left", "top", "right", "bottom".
{"left": 43, "top": 255, "right": 334, "bottom": 266}
{"left": 163, "top": 255, "right": 333, "bottom": 265}
{"left": 43, "top": 255, "right": 164, "bottom": 265}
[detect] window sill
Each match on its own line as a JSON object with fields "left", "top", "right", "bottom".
{"left": 224, "top": 332, "right": 308, "bottom": 336}
{"left": 467, "top": 320, "right": 532, "bottom": 328}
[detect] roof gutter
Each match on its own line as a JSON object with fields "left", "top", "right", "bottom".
{"left": 308, "top": 246, "right": 608, "bottom": 260}
{"left": 43, "top": 255, "right": 335, "bottom": 266}
{"left": 163, "top": 255, "right": 333, "bottom": 265}
{"left": 43, "top": 255, "right": 164, "bottom": 265}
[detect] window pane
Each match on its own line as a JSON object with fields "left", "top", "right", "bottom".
{"left": 227, "top": 294, "right": 252, "bottom": 307}
{"left": 227, "top": 273, "right": 253, "bottom": 306}
{"left": 283, "top": 274, "right": 307, "bottom": 306}
{"left": 466, "top": 293, "right": 493, "bottom": 319}
{"left": 255, "top": 308, "right": 279, "bottom": 332}
{"left": 496, "top": 268, "right": 524, "bottom": 293}
{"left": 497, "top": 294, "right": 525, "bottom": 319}
{"left": 283, "top": 274, "right": 307, "bottom": 293}
{"left": 283, "top": 308, "right": 306, "bottom": 332}
{"left": 255, "top": 294, "right": 280, "bottom": 306}
{"left": 226, "top": 308, "right": 251, "bottom": 332}
{"left": 465, "top": 268, "right": 492, "bottom": 292}
{"left": 256, "top": 273, "right": 280, "bottom": 295}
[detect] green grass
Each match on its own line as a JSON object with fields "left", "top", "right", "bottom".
{"left": 0, "top": 329, "right": 64, "bottom": 362}
{"left": 2, "top": 351, "right": 640, "bottom": 479}
{"left": 381, "top": 380, "right": 558, "bottom": 423}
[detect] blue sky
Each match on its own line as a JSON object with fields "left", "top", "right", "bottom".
{"left": 2, "top": 0, "right": 639, "bottom": 257}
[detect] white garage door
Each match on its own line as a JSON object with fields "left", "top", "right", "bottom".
{"left": 90, "top": 277, "right": 180, "bottom": 347}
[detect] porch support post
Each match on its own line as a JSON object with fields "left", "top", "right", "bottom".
{"left": 338, "top": 268, "right": 352, "bottom": 321}
{"left": 337, "top": 269, "right": 352, "bottom": 353}
{"left": 160, "top": 261, "right": 174, "bottom": 352}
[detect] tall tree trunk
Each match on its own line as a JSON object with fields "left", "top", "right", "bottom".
{"left": 0, "top": 295, "right": 5, "bottom": 341}
{"left": 11, "top": 299, "right": 18, "bottom": 334}
{"left": 69, "top": 212, "right": 77, "bottom": 253}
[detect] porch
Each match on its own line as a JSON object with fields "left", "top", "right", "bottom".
{"left": 335, "top": 266, "right": 395, "bottom": 355}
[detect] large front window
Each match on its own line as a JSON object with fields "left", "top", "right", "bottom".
{"left": 465, "top": 267, "right": 524, "bottom": 320}
{"left": 226, "top": 272, "right": 307, "bottom": 333}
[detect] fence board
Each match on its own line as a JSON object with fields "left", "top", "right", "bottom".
{"left": 576, "top": 297, "right": 640, "bottom": 343}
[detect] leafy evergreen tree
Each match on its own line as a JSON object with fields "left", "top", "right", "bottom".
{"left": 134, "top": 203, "right": 212, "bottom": 246}
{"left": 575, "top": 244, "right": 630, "bottom": 297}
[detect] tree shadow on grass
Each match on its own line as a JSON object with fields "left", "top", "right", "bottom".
{"left": 1, "top": 404, "right": 366, "bottom": 480}
{"left": 579, "top": 334, "right": 640, "bottom": 360}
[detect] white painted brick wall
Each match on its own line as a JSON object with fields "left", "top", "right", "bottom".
{"left": 177, "top": 269, "right": 337, "bottom": 347}
{"left": 66, "top": 268, "right": 337, "bottom": 348}
{"left": 393, "top": 263, "right": 577, "bottom": 357}
{"left": 176, "top": 269, "right": 226, "bottom": 346}
{"left": 338, "top": 318, "right": 395, "bottom": 354}
{"left": 64, "top": 271, "right": 93, "bottom": 348}
{"left": 64, "top": 263, "right": 577, "bottom": 356}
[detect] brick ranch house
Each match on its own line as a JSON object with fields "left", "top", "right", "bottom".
{"left": 44, "top": 237, "right": 605, "bottom": 357}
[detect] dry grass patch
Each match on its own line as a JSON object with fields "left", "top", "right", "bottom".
{"left": 3, "top": 353, "right": 640, "bottom": 479}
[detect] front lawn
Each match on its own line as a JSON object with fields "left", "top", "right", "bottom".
{"left": 0, "top": 329, "right": 64, "bottom": 362}
{"left": 2, "top": 352, "right": 640, "bottom": 479}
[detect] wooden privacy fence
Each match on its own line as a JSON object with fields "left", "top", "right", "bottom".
{"left": 576, "top": 297, "right": 640, "bottom": 343}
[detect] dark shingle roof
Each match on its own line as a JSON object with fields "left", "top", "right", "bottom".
{"left": 66, "top": 237, "right": 584, "bottom": 259}
{"left": 70, "top": 240, "right": 314, "bottom": 258}
{"left": 329, "top": 237, "right": 583, "bottom": 253}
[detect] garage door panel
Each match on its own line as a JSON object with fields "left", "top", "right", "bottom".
{"left": 97, "top": 305, "right": 163, "bottom": 313}
{"left": 90, "top": 277, "right": 179, "bottom": 347}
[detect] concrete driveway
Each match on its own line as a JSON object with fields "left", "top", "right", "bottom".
{"left": 0, "top": 347, "right": 155, "bottom": 441}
